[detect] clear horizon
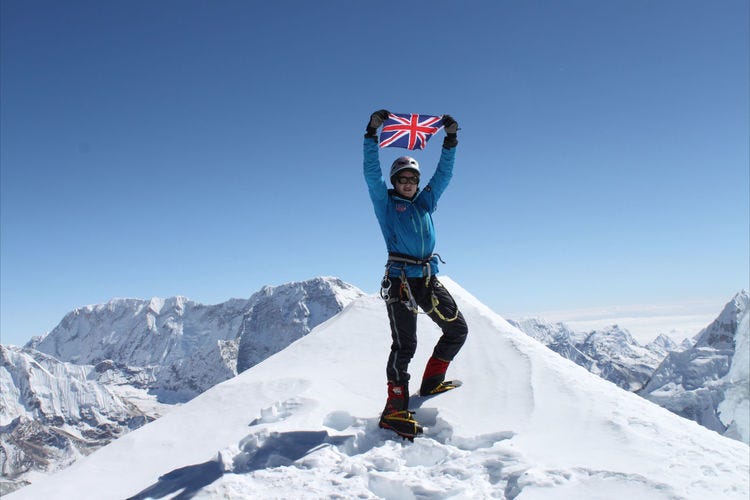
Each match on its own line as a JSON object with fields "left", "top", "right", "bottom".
{"left": 2, "top": 0, "right": 748, "bottom": 346}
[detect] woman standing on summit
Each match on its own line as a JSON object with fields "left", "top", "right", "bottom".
{"left": 362, "top": 110, "right": 469, "bottom": 440}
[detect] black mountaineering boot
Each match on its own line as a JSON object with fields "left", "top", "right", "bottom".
{"left": 379, "top": 382, "right": 423, "bottom": 441}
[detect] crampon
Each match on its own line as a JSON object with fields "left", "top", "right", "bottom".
{"left": 421, "top": 380, "right": 463, "bottom": 396}
{"left": 379, "top": 410, "right": 424, "bottom": 442}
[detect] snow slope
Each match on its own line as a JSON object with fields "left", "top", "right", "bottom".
{"left": 8, "top": 278, "right": 748, "bottom": 499}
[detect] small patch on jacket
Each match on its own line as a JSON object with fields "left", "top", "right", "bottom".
{"left": 396, "top": 204, "right": 407, "bottom": 212}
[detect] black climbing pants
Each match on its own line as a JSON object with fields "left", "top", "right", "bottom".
{"left": 384, "top": 276, "right": 468, "bottom": 383}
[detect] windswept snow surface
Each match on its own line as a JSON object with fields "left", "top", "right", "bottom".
{"left": 9, "top": 278, "right": 749, "bottom": 499}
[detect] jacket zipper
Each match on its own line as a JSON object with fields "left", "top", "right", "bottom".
{"left": 410, "top": 208, "right": 425, "bottom": 258}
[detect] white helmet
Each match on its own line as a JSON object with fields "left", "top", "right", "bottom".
{"left": 390, "top": 156, "right": 420, "bottom": 179}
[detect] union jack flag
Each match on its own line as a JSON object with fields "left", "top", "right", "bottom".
{"left": 379, "top": 113, "right": 444, "bottom": 150}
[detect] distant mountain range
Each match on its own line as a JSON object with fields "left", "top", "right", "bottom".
{"left": 506, "top": 320, "right": 695, "bottom": 393}
{"left": 1, "top": 280, "right": 747, "bottom": 495}
{"left": 26, "top": 276, "right": 364, "bottom": 402}
{"left": 508, "top": 318, "right": 686, "bottom": 392}
{"left": 510, "top": 290, "right": 749, "bottom": 444}
{"left": 1, "top": 277, "right": 363, "bottom": 494}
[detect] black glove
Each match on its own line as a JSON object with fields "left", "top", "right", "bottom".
{"left": 442, "top": 114, "right": 458, "bottom": 148}
{"left": 365, "top": 109, "right": 390, "bottom": 139}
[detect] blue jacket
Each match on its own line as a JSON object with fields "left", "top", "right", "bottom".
{"left": 363, "top": 138, "right": 456, "bottom": 278}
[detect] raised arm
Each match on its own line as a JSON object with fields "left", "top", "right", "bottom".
{"left": 421, "top": 114, "right": 459, "bottom": 211}
{"left": 363, "top": 110, "right": 390, "bottom": 205}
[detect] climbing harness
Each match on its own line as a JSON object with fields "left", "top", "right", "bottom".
{"left": 379, "top": 252, "right": 459, "bottom": 322}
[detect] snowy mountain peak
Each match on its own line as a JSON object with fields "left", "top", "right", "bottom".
{"left": 507, "top": 317, "right": 580, "bottom": 344}
{"left": 695, "top": 289, "right": 749, "bottom": 350}
{"left": 645, "top": 333, "right": 679, "bottom": 356}
{"left": 143, "top": 296, "right": 188, "bottom": 316}
{"left": 147, "top": 297, "right": 165, "bottom": 314}
{"left": 236, "top": 277, "right": 364, "bottom": 373}
{"left": 8, "top": 278, "right": 747, "bottom": 500}
{"left": 255, "top": 276, "right": 361, "bottom": 301}
{"left": 583, "top": 323, "right": 637, "bottom": 345}
{"left": 641, "top": 290, "right": 749, "bottom": 444}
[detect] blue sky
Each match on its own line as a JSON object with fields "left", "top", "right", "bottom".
{"left": 2, "top": 0, "right": 748, "bottom": 346}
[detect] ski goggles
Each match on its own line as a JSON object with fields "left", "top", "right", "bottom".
{"left": 395, "top": 175, "right": 419, "bottom": 185}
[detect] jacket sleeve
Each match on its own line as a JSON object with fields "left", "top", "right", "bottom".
{"left": 363, "top": 137, "right": 388, "bottom": 217}
{"left": 420, "top": 145, "right": 456, "bottom": 212}
{"left": 364, "top": 138, "right": 388, "bottom": 228}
